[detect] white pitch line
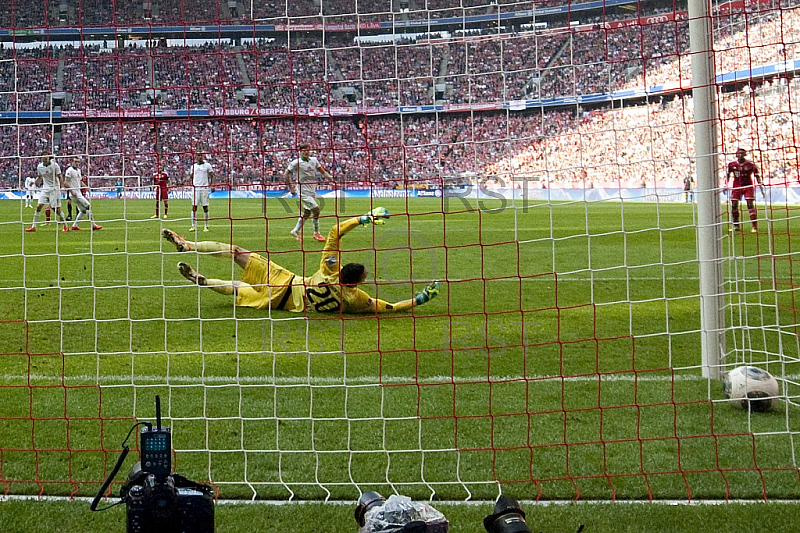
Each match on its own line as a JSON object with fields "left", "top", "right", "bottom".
{"left": 4, "top": 372, "right": 795, "bottom": 387}
{"left": 3, "top": 494, "right": 800, "bottom": 506}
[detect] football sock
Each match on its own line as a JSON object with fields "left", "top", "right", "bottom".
{"left": 194, "top": 241, "right": 234, "bottom": 256}
{"left": 204, "top": 279, "right": 235, "bottom": 296}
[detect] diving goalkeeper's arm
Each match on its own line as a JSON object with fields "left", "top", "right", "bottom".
{"left": 318, "top": 207, "right": 391, "bottom": 276}
{"left": 346, "top": 280, "right": 441, "bottom": 313}
{"left": 320, "top": 207, "right": 441, "bottom": 313}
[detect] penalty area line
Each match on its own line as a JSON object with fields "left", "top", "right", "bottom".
{"left": 0, "top": 372, "right": 772, "bottom": 387}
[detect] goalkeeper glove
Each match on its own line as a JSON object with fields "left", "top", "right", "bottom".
{"left": 414, "top": 281, "right": 440, "bottom": 306}
{"left": 359, "top": 206, "right": 390, "bottom": 225}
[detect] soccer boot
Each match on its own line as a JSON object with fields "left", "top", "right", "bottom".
{"left": 313, "top": 233, "right": 325, "bottom": 242}
{"left": 177, "top": 262, "right": 207, "bottom": 286}
{"left": 92, "top": 225, "right": 103, "bottom": 231}
{"left": 290, "top": 229, "right": 302, "bottom": 242}
{"left": 162, "top": 228, "right": 192, "bottom": 252}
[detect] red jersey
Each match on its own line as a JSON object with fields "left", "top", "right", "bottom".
{"left": 154, "top": 172, "right": 169, "bottom": 189}
{"left": 727, "top": 160, "right": 758, "bottom": 187}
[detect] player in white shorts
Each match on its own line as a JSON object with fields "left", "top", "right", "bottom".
{"left": 284, "top": 142, "right": 333, "bottom": 243}
{"left": 64, "top": 157, "right": 102, "bottom": 231}
{"left": 24, "top": 175, "right": 36, "bottom": 208}
{"left": 26, "top": 153, "right": 69, "bottom": 233}
{"left": 188, "top": 152, "right": 214, "bottom": 232}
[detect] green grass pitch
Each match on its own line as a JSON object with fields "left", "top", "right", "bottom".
{"left": 1, "top": 197, "right": 799, "bottom": 530}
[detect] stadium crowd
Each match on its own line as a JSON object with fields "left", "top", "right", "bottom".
{"left": 0, "top": 1, "right": 797, "bottom": 193}
{"left": 0, "top": 5, "right": 795, "bottom": 111}
{"left": 0, "top": 76, "right": 797, "bottom": 193}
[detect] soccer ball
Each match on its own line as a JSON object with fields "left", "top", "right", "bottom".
{"left": 722, "top": 365, "right": 779, "bottom": 412}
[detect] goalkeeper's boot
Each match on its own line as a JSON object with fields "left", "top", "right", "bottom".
{"left": 414, "top": 281, "right": 440, "bottom": 306}
{"left": 358, "top": 206, "right": 390, "bottom": 225}
{"left": 162, "top": 228, "right": 192, "bottom": 252}
{"left": 178, "top": 262, "right": 206, "bottom": 286}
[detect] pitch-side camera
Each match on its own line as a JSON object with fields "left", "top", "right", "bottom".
{"left": 354, "top": 491, "right": 449, "bottom": 532}
{"left": 483, "top": 495, "right": 532, "bottom": 533}
{"left": 90, "top": 396, "right": 215, "bottom": 533}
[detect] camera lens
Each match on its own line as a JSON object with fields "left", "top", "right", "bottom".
{"left": 354, "top": 491, "right": 386, "bottom": 527}
{"left": 483, "top": 495, "right": 532, "bottom": 533}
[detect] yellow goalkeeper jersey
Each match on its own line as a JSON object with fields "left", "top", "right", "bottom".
{"left": 299, "top": 217, "right": 374, "bottom": 314}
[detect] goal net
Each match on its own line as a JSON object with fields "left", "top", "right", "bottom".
{"left": 1, "top": 0, "right": 799, "bottom": 505}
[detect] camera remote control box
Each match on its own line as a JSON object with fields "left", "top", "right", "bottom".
{"left": 140, "top": 425, "right": 171, "bottom": 479}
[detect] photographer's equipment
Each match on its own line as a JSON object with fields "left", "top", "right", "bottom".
{"left": 355, "top": 491, "right": 387, "bottom": 527}
{"left": 355, "top": 492, "right": 449, "bottom": 532}
{"left": 90, "top": 396, "right": 215, "bottom": 533}
{"left": 483, "top": 495, "right": 532, "bottom": 533}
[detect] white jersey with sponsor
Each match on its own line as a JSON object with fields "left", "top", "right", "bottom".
{"left": 287, "top": 156, "right": 323, "bottom": 195}
{"left": 25, "top": 176, "right": 36, "bottom": 191}
{"left": 64, "top": 166, "right": 83, "bottom": 192}
{"left": 190, "top": 161, "right": 213, "bottom": 187}
{"left": 37, "top": 161, "right": 61, "bottom": 191}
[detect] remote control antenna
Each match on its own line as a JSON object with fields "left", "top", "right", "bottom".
{"left": 155, "top": 395, "right": 162, "bottom": 430}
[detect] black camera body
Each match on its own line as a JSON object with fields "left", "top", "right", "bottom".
{"left": 91, "top": 396, "right": 214, "bottom": 533}
{"left": 122, "top": 463, "right": 215, "bottom": 533}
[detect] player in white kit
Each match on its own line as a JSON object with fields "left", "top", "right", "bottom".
{"left": 188, "top": 152, "right": 214, "bottom": 232}
{"left": 284, "top": 142, "right": 333, "bottom": 243}
{"left": 24, "top": 175, "right": 36, "bottom": 208}
{"left": 26, "top": 153, "right": 69, "bottom": 233}
{"left": 64, "top": 157, "right": 102, "bottom": 231}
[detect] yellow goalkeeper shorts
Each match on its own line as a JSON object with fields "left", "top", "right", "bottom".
{"left": 236, "top": 254, "right": 302, "bottom": 311}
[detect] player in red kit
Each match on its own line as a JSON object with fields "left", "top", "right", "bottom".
{"left": 726, "top": 148, "right": 764, "bottom": 233}
{"left": 151, "top": 169, "right": 169, "bottom": 219}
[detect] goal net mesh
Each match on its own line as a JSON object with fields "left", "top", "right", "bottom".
{"left": 0, "top": 0, "right": 799, "bottom": 503}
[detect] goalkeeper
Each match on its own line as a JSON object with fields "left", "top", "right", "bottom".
{"left": 162, "top": 208, "right": 440, "bottom": 314}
